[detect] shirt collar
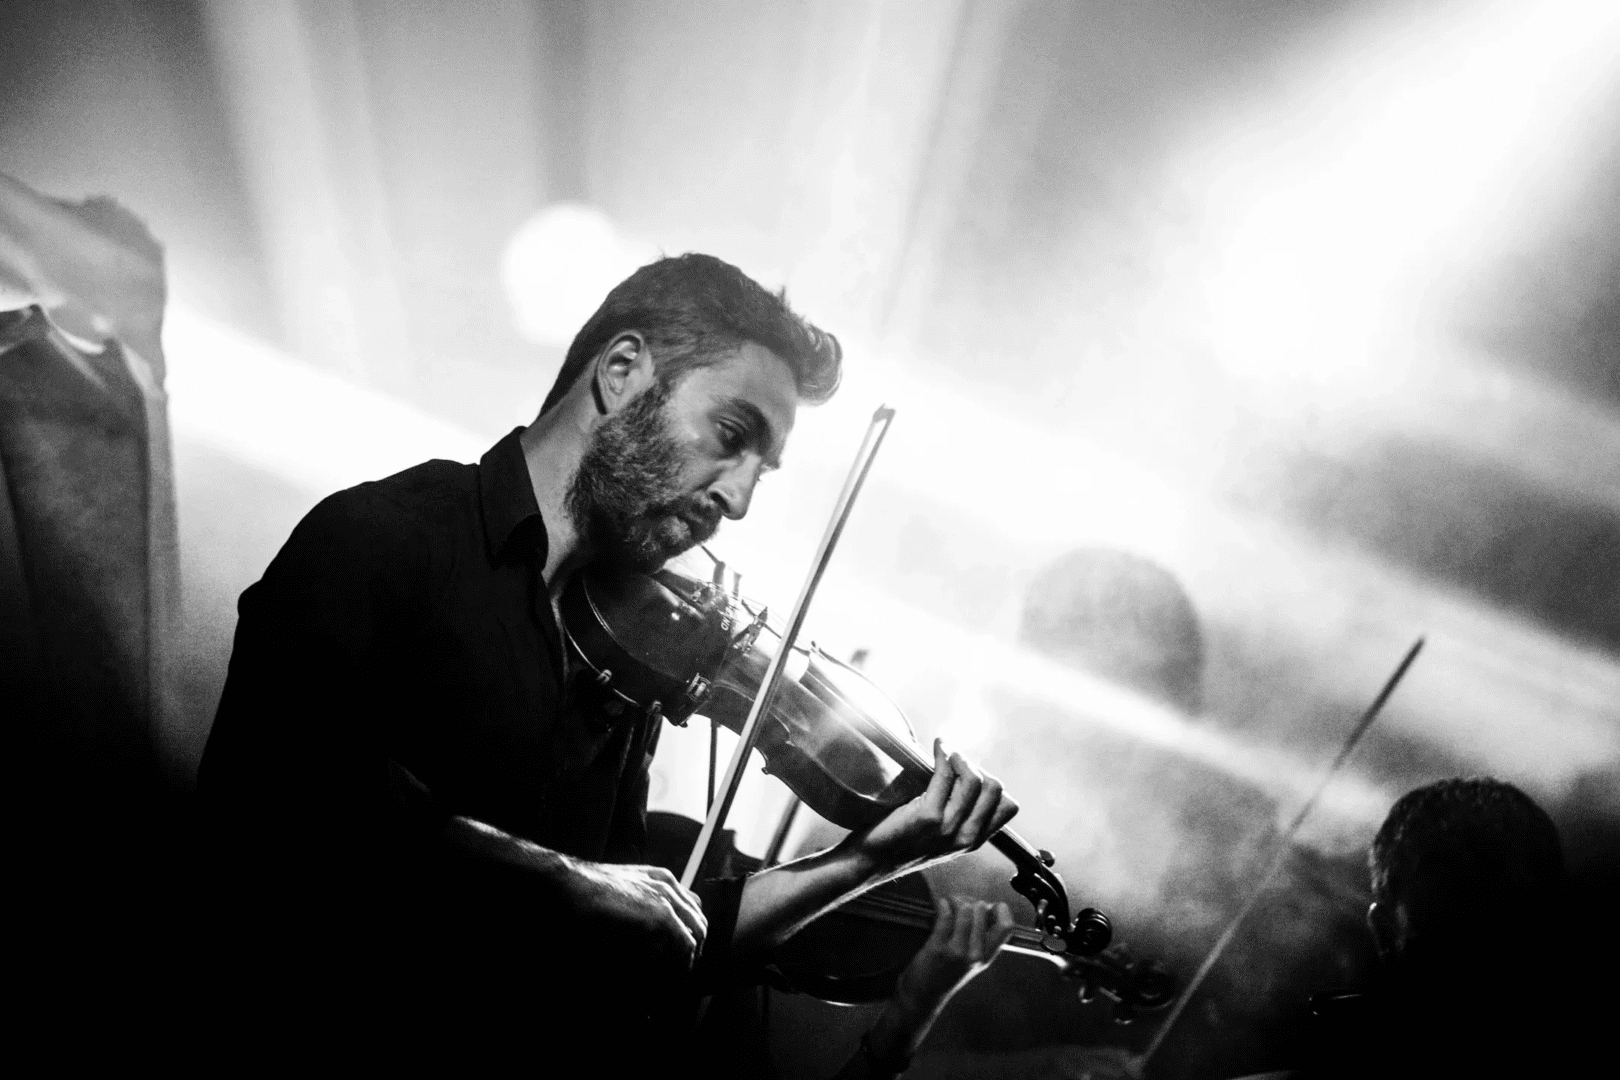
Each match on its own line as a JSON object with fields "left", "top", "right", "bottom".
{"left": 479, "top": 427, "right": 551, "bottom": 565}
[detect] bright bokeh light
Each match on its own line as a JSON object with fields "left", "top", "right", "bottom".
{"left": 501, "top": 203, "right": 657, "bottom": 347}
{"left": 1189, "top": 0, "right": 1620, "bottom": 397}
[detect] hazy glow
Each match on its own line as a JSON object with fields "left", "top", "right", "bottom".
{"left": 164, "top": 307, "right": 486, "bottom": 493}
{"left": 699, "top": 366, "right": 1617, "bottom": 817}
{"left": 501, "top": 203, "right": 656, "bottom": 347}
{"left": 828, "top": 568, "right": 1399, "bottom": 832}
{"left": 1191, "top": 0, "right": 1620, "bottom": 397}
{"left": 142, "top": 0, "right": 1620, "bottom": 874}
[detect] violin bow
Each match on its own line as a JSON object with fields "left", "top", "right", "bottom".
{"left": 1140, "top": 636, "right": 1426, "bottom": 1066}
{"left": 681, "top": 405, "right": 897, "bottom": 890}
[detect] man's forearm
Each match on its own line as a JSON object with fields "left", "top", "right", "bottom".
{"left": 440, "top": 815, "right": 577, "bottom": 885}
{"left": 732, "top": 830, "right": 888, "bottom": 952}
{"left": 735, "top": 738, "right": 1019, "bottom": 954}
{"left": 440, "top": 815, "right": 710, "bottom": 962}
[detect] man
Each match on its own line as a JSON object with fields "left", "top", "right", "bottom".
{"left": 196, "top": 254, "right": 1015, "bottom": 1054}
{"left": 1281, "top": 777, "right": 1567, "bottom": 1079}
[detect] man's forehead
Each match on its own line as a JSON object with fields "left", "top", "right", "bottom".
{"left": 683, "top": 343, "right": 798, "bottom": 435}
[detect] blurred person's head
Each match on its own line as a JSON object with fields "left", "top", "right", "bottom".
{"left": 1368, "top": 777, "right": 1563, "bottom": 985}
{"left": 536, "top": 254, "right": 840, "bottom": 571}
{"left": 1018, "top": 548, "right": 1204, "bottom": 714}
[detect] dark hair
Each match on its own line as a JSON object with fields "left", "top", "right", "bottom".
{"left": 1370, "top": 777, "right": 1563, "bottom": 916}
{"left": 540, "top": 253, "right": 841, "bottom": 414}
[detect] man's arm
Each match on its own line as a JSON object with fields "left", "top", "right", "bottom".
{"left": 732, "top": 739, "right": 1018, "bottom": 953}
{"left": 388, "top": 754, "right": 715, "bottom": 970}
{"left": 438, "top": 814, "right": 707, "bottom": 967}
{"left": 201, "top": 490, "right": 712, "bottom": 970}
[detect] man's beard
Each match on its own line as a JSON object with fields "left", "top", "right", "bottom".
{"left": 565, "top": 378, "right": 721, "bottom": 572}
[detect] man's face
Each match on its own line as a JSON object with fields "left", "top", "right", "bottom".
{"left": 568, "top": 341, "right": 798, "bottom": 571}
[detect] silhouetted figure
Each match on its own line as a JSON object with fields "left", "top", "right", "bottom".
{"left": 1299, "top": 778, "right": 1567, "bottom": 1079}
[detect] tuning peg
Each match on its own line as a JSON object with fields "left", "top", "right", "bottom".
{"left": 1075, "top": 976, "right": 1097, "bottom": 1005}
{"left": 1038, "top": 849, "right": 1056, "bottom": 866}
{"left": 1071, "top": 907, "right": 1113, "bottom": 954}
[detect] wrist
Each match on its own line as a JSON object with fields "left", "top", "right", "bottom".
{"left": 838, "top": 826, "right": 900, "bottom": 881}
{"left": 889, "top": 974, "right": 947, "bottom": 1032}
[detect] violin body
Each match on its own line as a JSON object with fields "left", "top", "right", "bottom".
{"left": 702, "top": 626, "right": 934, "bottom": 831}
{"left": 563, "top": 565, "right": 932, "bottom": 828}
{"left": 562, "top": 562, "right": 1111, "bottom": 955}
{"left": 558, "top": 567, "right": 734, "bottom": 726}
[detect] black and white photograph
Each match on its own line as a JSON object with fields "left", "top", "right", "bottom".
{"left": 3, "top": 2, "right": 1617, "bottom": 1076}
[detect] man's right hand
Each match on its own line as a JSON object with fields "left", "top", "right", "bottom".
{"left": 560, "top": 860, "right": 708, "bottom": 969}
{"left": 440, "top": 817, "right": 708, "bottom": 969}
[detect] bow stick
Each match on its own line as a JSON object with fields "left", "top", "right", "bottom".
{"left": 1140, "top": 636, "right": 1426, "bottom": 1066}
{"left": 681, "top": 405, "right": 896, "bottom": 890}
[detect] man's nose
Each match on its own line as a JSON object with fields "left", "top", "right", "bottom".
{"left": 708, "top": 459, "right": 762, "bottom": 520}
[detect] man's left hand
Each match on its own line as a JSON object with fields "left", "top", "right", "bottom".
{"left": 856, "top": 738, "right": 1018, "bottom": 874}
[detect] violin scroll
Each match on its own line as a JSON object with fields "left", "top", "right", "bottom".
{"left": 1068, "top": 944, "right": 1177, "bottom": 1024}
{"left": 994, "top": 832, "right": 1112, "bottom": 955}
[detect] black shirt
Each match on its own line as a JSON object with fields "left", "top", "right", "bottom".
{"left": 197, "top": 428, "right": 740, "bottom": 1021}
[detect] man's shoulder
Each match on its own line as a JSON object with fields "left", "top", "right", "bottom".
{"left": 280, "top": 457, "right": 482, "bottom": 567}
{"left": 316, "top": 457, "right": 478, "bottom": 525}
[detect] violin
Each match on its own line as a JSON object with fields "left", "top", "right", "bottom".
{"left": 644, "top": 810, "right": 1175, "bottom": 1022}
{"left": 561, "top": 562, "right": 1114, "bottom": 956}
{"left": 778, "top": 884, "right": 1176, "bottom": 1023}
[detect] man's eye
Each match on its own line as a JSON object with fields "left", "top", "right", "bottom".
{"left": 716, "top": 422, "right": 745, "bottom": 453}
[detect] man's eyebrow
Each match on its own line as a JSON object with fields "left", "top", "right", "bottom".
{"left": 724, "top": 397, "right": 784, "bottom": 470}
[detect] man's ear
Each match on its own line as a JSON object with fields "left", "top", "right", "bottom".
{"left": 591, "top": 331, "right": 655, "bottom": 415}
{"left": 1367, "top": 901, "right": 1398, "bottom": 960}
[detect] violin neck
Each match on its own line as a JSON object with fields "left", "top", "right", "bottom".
{"left": 988, "top": 827, "right": 1075, "bottom": 939}
{"left": 835, "top": 891, "right": 1074, "bottom": 969}
{"left": 1002, "top": 929, "right": 1074, "bottom": 970}
{"left": 989, "top": 826, "right": 1066, "bottom": 901}
{"left": 989, "top": 826, "right": 1044, "bottom": 867}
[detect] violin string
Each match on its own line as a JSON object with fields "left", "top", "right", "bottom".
{"left": 843, "top": 894, "right": 933, "bottom": 919}
{"left": 846, "top": 891, "right": 929, "bottom": 913}
{"left": 682, "top": 407, "right": 896, "bottom": 891}
{"left": 840, "top": 898, "right": 931, "bottom": 928}
{"left": 836, "top": 893, "right": 1062, "bottom": 950}
{"left": 846, "top": 891, "right": 1021, "bottom": 925}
